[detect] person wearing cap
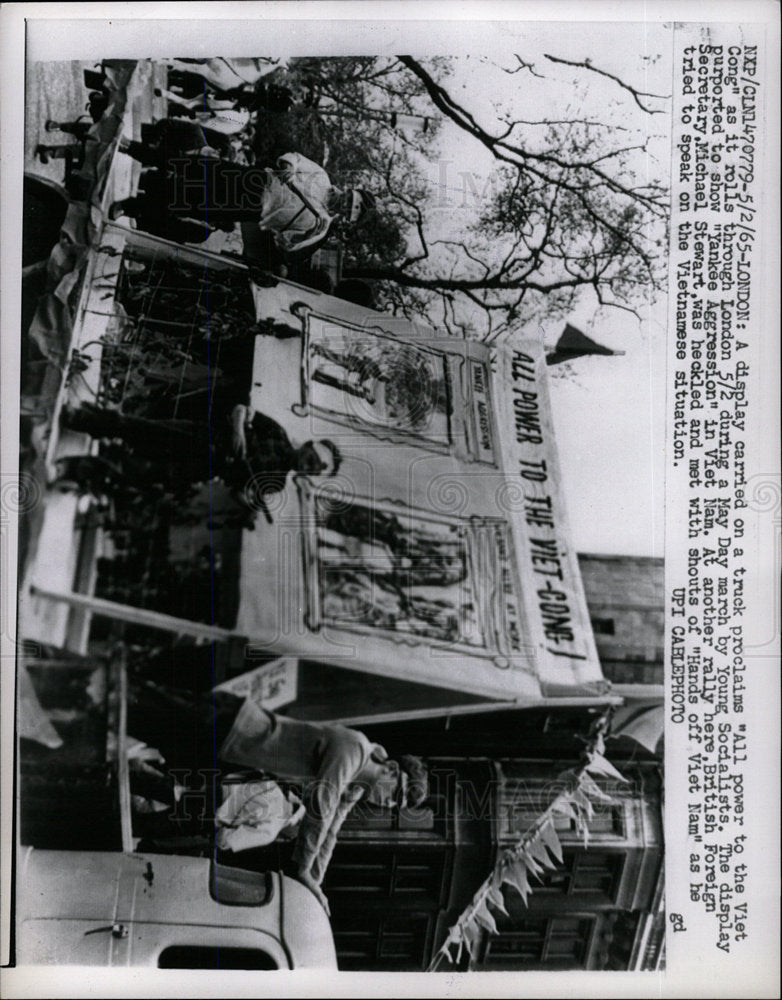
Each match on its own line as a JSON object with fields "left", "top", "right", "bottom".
{"left": 253, "top": 151, "right": 375, "bottom": 259}
{"left": 215, "top": 700, "right": 427, "bottom": 915}
{"left": 110, "top": 139, "right": 375, "bottom": 257}
{"left": 59, "top": 401, "right": 341, "bottom": 526}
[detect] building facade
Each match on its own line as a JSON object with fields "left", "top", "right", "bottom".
{"left": 312, "top": 757, "right": 663, "bottom": 971}
{"left": 578, "top": 554, "right": 665, "bottom": 696}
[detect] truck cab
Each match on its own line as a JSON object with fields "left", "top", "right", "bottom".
{"left": 17, "top": 848, "right": 337, "bottom": 969}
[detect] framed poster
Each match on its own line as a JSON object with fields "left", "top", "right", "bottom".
{"left": 297, "top": 310, "right": 453, "bottom": 451}
{"left": 298, "top": 484, "right": 526, "bottom": 664}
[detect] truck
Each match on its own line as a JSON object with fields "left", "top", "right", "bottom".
{"left": 16, "top": 650, "right": 337, "bottom": 970}
{"left": 17, "top": 847, "right": 337, "bottom": 969}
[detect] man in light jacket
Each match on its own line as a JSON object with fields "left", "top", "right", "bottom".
{"left": 217, "top": 702, "right": 428, "bottom": 915}
{"left": 111, "top": 139, "right": 375, "bottom": 258}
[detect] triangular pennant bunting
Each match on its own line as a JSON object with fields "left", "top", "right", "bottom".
{"left": 439, "top": 938, "right": 459, "bottom": 965}
{"left": 572, "top": 787, "right": 595, "bottom": 818}
{"left": 486, "top": 883, "right": 509, "bottom": 916}
{"left": 521, "top": 850, "right": 546, "bottom": 882}
{"left": 539, "top": 820, "right": 564, "bottom": 863}
{"left": 462, "top": 920, "right": 482, "bottom": 960}
{"left": 501, "top": 858, "right": 530, "bottom": 903}
{"left": 580, "top": 772, "right": 614, "bottom": 803}
{"left": 527, "top": 835, "right": 557, "bottom": 869}
{"left": 443, "top": 924, "right": 465, "bottom": 965}
{"left": 551, "top": 797, "right": 578, "bottom": 821}
{"left": 426, "top": 710, "right": 628, "bottom": 972}
{"left": 585, "top": 751, "right": 628, "bottom": 783}
{"left": 556, "top": 768, "right": 579, "bottom": 789}
{"left": 473, "top": 899, "right": 498, "bottom": 935}
{"left": 574, "top": 813, "right": 590, "bottom": 847}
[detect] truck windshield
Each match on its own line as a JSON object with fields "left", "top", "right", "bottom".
{"left": 209, "top": 862, "right": 273, "bottom": 906}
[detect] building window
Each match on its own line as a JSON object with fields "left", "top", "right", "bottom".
{"left": 298, "top": 488, "right": 525, "bottom": 660}
{"left": 332, "top": 912, "right": 433, "bottom": 970}
{"left": 591, "top": 617, "right": 616, "bottom": 635}
{"left": 340, "top": 798, "right": 436, "bottom": 834}
{"left": 484, "top": 915, "right": 595, "bottom": 969}
{"left": 498, "top": 779, "right": 626, "bottom": 843}
{"left": 324, "top": 849, "right": 446, "bottom": 905}
{"left": 529, "top": 852, "right": 623, "bottom": 901}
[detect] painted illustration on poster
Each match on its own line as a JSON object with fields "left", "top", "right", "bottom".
{"left": 299, "top": 487, "right": 525, "bottom": 660}
{"left": 300, "top": 312, "right": 452, "bottom": 447}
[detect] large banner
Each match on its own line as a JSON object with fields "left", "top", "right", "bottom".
{"left": 493, "top": 340, "right": 603, "bottom": 693}
{"left": 232, "top": 301, "right": 605, "bottom": 701}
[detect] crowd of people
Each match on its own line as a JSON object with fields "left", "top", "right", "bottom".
{"left": 45, "top": 60, "right": 429, "bottom": 913}
{"left": 53, "top": 58, "right": 383, "bottom": 528}
{"left": 40, "top": 59, "right": 377, "bottom": 277}
{"left": 59, "top": 399, "right": 342, "bottom": 529}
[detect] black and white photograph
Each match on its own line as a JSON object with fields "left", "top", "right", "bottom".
{"left": 0, "top": 5, "right": 778, "bottom": 997}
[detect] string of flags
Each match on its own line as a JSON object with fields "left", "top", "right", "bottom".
{"left": 427, "top": 709, "right": 626, "bottom": 971}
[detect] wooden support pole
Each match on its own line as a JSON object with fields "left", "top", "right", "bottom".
{"left": 114, "top": 648, "right": 133, "bottom": 853}
{"left": 29, "top": 586, "right": 239, "bottom": 643}
{"left": 329, "top": 693, "right": 622, "bottom": 728}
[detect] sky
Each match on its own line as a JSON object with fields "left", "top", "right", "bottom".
{"left": 417, "top": 26, "right": 673, "bottom": 557}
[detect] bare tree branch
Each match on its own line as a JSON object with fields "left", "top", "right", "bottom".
{"left": 498, "top": 53, "right": 547, "bottom": 79}
{"left": 381, "top": 154, "right": 431, "bottom": 271}
{"left": 432, "top": 238, "right": 493, "bottom": 280}
{"left": 543, "top": 53, "right": 670, "bottom": 113}
{"left": 309, "top": 54, "right": 669, "bottom": 338}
